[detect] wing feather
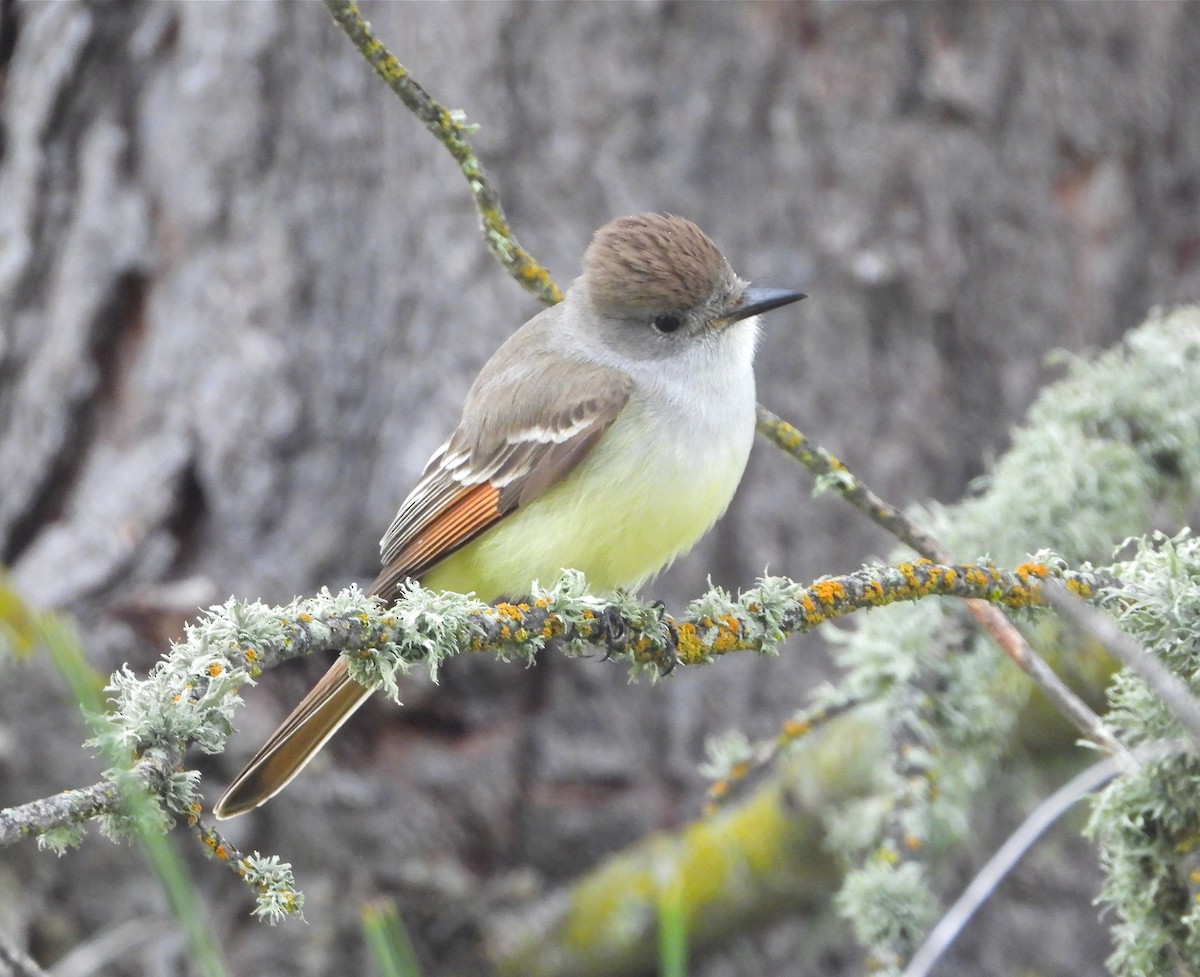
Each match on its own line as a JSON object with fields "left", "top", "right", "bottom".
{"left": 215, "top": 347, "right": 633, "bottom": 819}
{"left": 372, "top": 365, "right": 632, "bottom": 600}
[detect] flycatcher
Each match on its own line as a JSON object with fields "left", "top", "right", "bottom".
{"left": 214, "top": 213, "right": 805, "bottom": 819}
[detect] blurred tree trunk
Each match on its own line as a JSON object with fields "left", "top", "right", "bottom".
{"left": 1, "top": 2, "right": 1197, "bottom": 975}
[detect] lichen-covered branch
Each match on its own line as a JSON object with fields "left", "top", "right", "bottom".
{"left": 321, "top": 0, "right": 562, "bottom": 306}
{"left": 755, "top": 408, "right": 946, "bottom": 559}
{"left": 1086, "top": 531, "right": 1200, "bottom": 974}
{"left": 824, "top": 306, "right": 1200, "bottom": 975}
{"left": 0, "top": 560, "right": 1110, "bottom": 917}
{"left": 756, "top": 405, "right": 1128, "bottom": 761}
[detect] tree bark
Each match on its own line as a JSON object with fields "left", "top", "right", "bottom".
{"left": 1, "top": 2, "right": 1198, "bottom": 975}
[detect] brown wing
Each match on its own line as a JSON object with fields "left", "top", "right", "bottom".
{"left": 370, "top": 366, "right": 633, "bottom": 601}
{"left": 214, "top": 356, "right": 632, "bottom": 819}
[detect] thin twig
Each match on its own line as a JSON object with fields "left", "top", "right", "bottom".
{"left": 702, "top": 694, "right": 866, "bottom": 815}
{"left": 322, "top": 0, "right": 562, "bottom": 306}
{"left": 45, "top": 917, "right": 176, "bottom": 977}
{"left": 0, "top": 929, "right": 49, "bottom": 977}
{"left": 902, "top": 741, "right": 1185, "bottom": 977}
{"left": 1042, "top": 580, "right": 1200, "bottom": 749}
{"left": 755, "top": 405, "right": 1133, "bottom": 764}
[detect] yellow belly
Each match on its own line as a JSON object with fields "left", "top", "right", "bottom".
{"left": 420, "top": 413, "right": 749, "bottom": 601}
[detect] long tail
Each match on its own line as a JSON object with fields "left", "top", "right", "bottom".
{"left": 213, "top": 658, "right": 373, "bottom": 819}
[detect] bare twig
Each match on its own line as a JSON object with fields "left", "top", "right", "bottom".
{"left": 0, "top": 929, "right": 49, "bottom": 977}
{"left": 902, "top": 741, "right": 1186, "bottom": 977}
{"left": 45, "top": 917, "right": 176, "bottom": 977}
{"left": 1042, "top": 580, "right": 1200, "bottom": 749}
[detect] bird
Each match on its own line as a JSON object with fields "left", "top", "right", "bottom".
{"left": 213, "top": 213, "right": 805, "bottom": 818}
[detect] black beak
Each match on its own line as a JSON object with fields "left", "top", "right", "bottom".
{"left": 727, "top": 286, "right": 807, "bottom": 323}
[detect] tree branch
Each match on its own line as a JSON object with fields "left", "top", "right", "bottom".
{"left": 321, "top": 0, "right": 562, "bottom": 306}
{"left": 1040, "top": 579, "right": 1200, "bottom": 749}
{"left": 0, "top": 561, "right": 1112, "bottom": 857}
{"left": 756, "top": 405, "right": 1132, "bottom": 763}
{"left": 902, "top": 741, "right": 1186, "bottom": 977}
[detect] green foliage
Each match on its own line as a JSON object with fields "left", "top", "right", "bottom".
{"left": 656, "top": 870, "right": 689, "bottom": 977}
{"left": 362, "top": 899, "right": 423, "bottom": 977}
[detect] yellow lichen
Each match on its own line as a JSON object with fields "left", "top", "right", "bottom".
{"left": 674, "top": 622, "right": 704, "bottom": 663}
{"left": 781, "top": 718, "right": 810, "bottom": 738}
{"left": 812, "top": 579, "right": 845, "bottom": 605}
{"left": 964, "top": 567, "right": 990, "bottom": 589}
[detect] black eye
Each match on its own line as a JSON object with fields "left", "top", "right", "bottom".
{"left": 653, "top": 314, "right": 682, "bottom": 334}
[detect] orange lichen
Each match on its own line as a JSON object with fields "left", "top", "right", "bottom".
{"left": 494, "top": 602, "right": 522, "bottom": 620}
{"left": 964, "top": 566, "right": 990, "bottom": 589}
{"left": 781, "top": 718, "right": 810, "bottom": 738}
{"left": 1065, "top": 578, "right": 1094, "bottom": 599}
{"left": 711, "top": 616, "right": 745, "bottom": 654}
{"left": 812, "top": 579, "right": 845, "bottom": 605}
